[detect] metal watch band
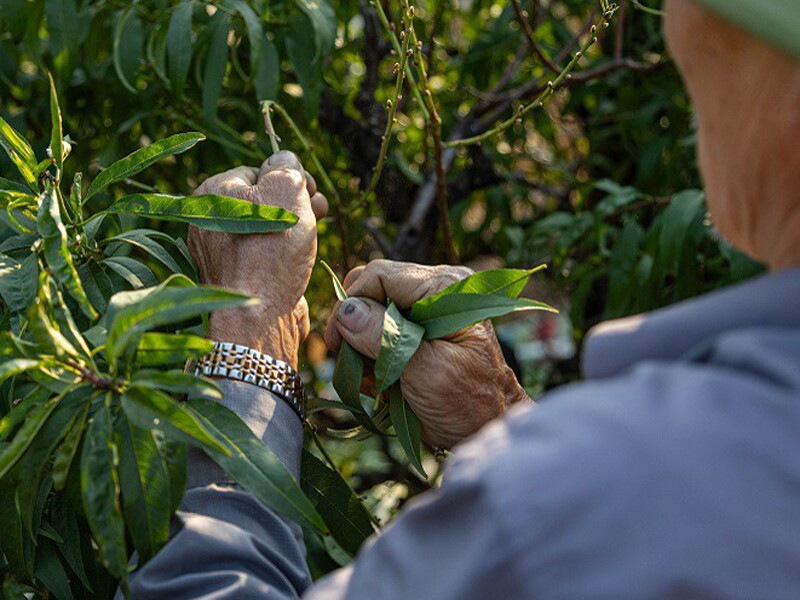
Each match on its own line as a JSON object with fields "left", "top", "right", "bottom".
{"left": 192, "top": 342, "right": 305, "bottom": 421}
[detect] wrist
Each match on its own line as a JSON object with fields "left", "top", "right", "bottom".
{"left": 207, "top": 302, "right": 301, "bottom": 368}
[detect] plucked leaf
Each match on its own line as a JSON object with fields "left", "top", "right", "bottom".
{"left": 374, "top": 302, "right": 424, "bottom": 396}
{"left": 38, "top": 186, "right": 97, "bottom": 318}
{"left": 411, "top": 293, "right": 557, "bottom": 340}
{"left": 81, "top": 401, "right": 129, "bottom": 586}
{"left": 86, "top": 132, "right": 204, "bottom": 200}
{"left": 388, "top": 384, "right": 425, "bottom": 476}
{"left": 185, "top": 397, "right": 327, "bottom": 532}
{"left": 300, "top": 450, "right": 374, "bottom": 556}
{"left": 106, "top": 193, "right": 298, "bottom": 233}
{"left": 121, "top": 386, "right": 230, "bottom": 455}
{"left": 167, "top": 1, "right": 194, "bottom": 98}
{"left": 0, "top": 116, "right": 37, "bottom": 191}
{"left": 333, "top": 341, "right": 381, "bottom": 434}
{"left": 320, "top": 260, "right": 347, "bottom": 301}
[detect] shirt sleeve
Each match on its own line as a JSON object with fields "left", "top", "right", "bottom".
{"left": 122, "top": 377, "right": 528, "bottom": 600}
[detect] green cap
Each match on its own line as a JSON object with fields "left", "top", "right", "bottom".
{"left": 691, "top": 0, "right": 800, "bottom": 59}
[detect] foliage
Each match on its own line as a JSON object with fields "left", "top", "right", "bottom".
{"left": 0, "top": 0, "right": 766, "bottom": 596}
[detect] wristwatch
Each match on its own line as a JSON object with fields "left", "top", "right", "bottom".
{"left": 190, "top": 341, "right": 305, "bottom": 421}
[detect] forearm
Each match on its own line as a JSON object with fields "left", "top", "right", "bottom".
{"left": 122, "top": 380, "right": 311, "bottom": 599}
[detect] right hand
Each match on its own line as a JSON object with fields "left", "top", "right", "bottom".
{"left": 324, "top": 260, "right": 531, "bottom": 448}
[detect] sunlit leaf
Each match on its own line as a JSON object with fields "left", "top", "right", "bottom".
{"left": 86, "top": 132, "right": 204, "bottom": 200}
{"left": 0, "top": 116, "right": 37, "bottom": 191}
{"left": 47, "top": 72, "right": 64, "bottom": 172}
{"left": 106, "top": 193, "right": 298, "bottom": 233}
{"left": 320, "top": 260, "right": 347, "bottom": 301}
{"left": 135, "top": 332, "right": 214, "bottom": 366}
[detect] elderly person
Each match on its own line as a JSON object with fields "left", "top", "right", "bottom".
{"left": 124, "top": 0, "right": 800, "bottom": 598}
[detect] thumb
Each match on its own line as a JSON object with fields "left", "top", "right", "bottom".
{"left": 334, "top": 298, "right": 385, "bottom": 360}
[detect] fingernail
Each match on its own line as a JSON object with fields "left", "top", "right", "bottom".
{"left": 337, "top": 298, "right": 369, "bottom": 332}
{"left": 268, "top": 150, "right": 299, "bottom": 168}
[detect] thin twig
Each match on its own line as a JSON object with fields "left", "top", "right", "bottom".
{"left": 444, "top": 7, "right": 619, "bottom": 149}
{"left": 365, "top": 13, "right": 411, "bottom": 198}
{"left": 511, "top": 0, "right": 561, "bottom": 73}
{"left": 405, "top": 0, "right": 458, "bottom": 263}
{"left": 262, "top": 104, "right": 281, "bottom": 154}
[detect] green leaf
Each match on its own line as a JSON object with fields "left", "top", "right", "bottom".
{"left": 300, "top": 449, "right": 374, "bottom": 556}
{"left": 156, "top": 431, "right": 187, "bottom": 514}
{"left": 0, "top": 116, "right": 37, "bottom": 191}
{"left": 332, "top": 341, "right": 381, "bottom": 434}
{"left": 81, "top": 401, "right": 129, "bottom": 585}
{"left": 86, "top": 132, "right": 205, "bottom": 200}
{"left": 35, "top": 539, "right": 74, "bottom": 600}
{"left": 374, "top": 302, "right": 424, "bottom": 396}
{"left": 45, "top": 0, "right": 81, "bottom": 81}
{"left": 103, "top": 255, "right": 158, "bottom": 289}
{"left": 50, "top": 497, "right": 94, "bottom": 592}
{"left": 51, "top": 402, "right": 91, "bottom": 490}
{"left": 0, "top": 390, "right": 62, "bottom": 480}
{"left": 77, "top": 261, "right": 114, "bottom": 314}
{"left": 388, "top": 384, "right": 425, "bottom": 476}
{"left": 0, "top": 358, "right": 44, "bottom": 386}
{"left": 320, "top": 260, "right": 347, "bottom": 301}
{"left": 202, "top": 11, "right": 230, "bottom": 124}
{"left": 105, "top": 283, "right": 254, "bottom": 360}
{"left": 104, "top": 229, "right": 184, "bottom": 274}
{"left": 48, "top": 72, "right": 64, "bottom": 172}
{"left": 130, "top": 369, "right": 222, "bottom": 399}
{"left": 223, "top": 0, "right": 262, "bottom": 74}
{"left": 254, "top": 38, "right": 280, "bottom": 101}
{"left": 659, "top": 189, "right": 705, "bottom": 268}
{"left": 115, "top": 416, "right": 172, "bottom": 562}
{"left": 411, "top": 293, "right": 558, "bottom": 340}
{"left": 106, "top": 193, "right": 298, "bottom": 233}
{"left": 285, "top": 15, "right": 322, "bottom": 119}
{"left": 121, "top": 386, "right": 231, "bottom": 455}
{"left": 167, "top": 0, "right": 194, "bottom": 98}
{"left": 0, "top": 252, "right": 37, "bottom": 312}
{"left": 292, "top": 0, "right": 336, "bottom": 61}
{"left": 0, "top": 176, "right": 33, "bottom": 194}
{"left": 0, "top": 387, "right": 49, "bottom": 441}
{"left": 113, "top": 8, "right": 145, "bottom": 93}
{"left": 185, "top": 397, "right": 327, "bottom": 532}
{"left": 413, "top": 267, "right": 545, "bottom": 314}
{"left": 135, "top": 332, "right": 214, "bottom": 366}
{"left": 38, "top": 186, "right": 97, "bottom": 318}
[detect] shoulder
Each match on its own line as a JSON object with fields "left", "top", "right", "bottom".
{"left": 446, "top": 357, "right": 800, "bottom": 595}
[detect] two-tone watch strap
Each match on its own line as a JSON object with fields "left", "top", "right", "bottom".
{"left": 191, "top": 341, "right": 305, "bottom": 421}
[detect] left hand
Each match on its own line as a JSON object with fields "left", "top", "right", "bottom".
{"left": 188, "top": 151, "right": 328, "bottom": 368}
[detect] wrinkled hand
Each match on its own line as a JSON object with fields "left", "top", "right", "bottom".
{"left": 189, "top": 151, "right": 328, "bottom": 368}
{"left": 324, "top": 260, "right": 531, "bottom": 448}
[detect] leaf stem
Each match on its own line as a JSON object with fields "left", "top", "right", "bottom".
{"left": 262, "top": 104, "right": 281, "bottom": 155}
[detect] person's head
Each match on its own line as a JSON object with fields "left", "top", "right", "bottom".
{"left": 664, "top": 0, "right": 800, "bottom": 271}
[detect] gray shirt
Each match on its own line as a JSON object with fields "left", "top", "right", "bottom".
{"left": 124, "top": 266, "right": 800, "bottom": 599}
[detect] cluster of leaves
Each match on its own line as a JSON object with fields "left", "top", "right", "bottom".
{"left": 0, "top": 79, "right": 368, "bottom": 598}
{"left": 322, "top": 262, "right": 555, "bottom": 475}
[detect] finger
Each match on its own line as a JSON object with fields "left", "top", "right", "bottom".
{"left": 342, "top": 265, "right": 366, "bottom": 290}
{"left": 305, "top": 172, "right": 317, "bottom": 197}
{"left": 310, "top": 192, "right": 329, "bottom": 220}
{"left": 295, "top": 297, "right": 311, "bottom": 343}
{"left": 324, "top": 305, "right": 343, "bottom": 351}
{"left": 196, "top": 166, "right": 258, "bottom": 195}
{"left": 332, "top": 297, "right": 386, "bottom": 360}
{"left": 346, "top": 260, "right": 473, "bottom": 309}
{"left": 259, "top": 150, "right": 304, "bottom": 179}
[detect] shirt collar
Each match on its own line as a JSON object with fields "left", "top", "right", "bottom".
{"left": 581, "top": 267, "right": 800, "bottom": 380}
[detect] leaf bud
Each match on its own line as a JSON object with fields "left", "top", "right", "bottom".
{"left": 386, "top": 99, "right": 393, "bottom": 110}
